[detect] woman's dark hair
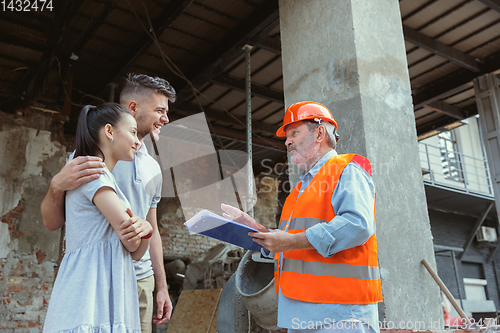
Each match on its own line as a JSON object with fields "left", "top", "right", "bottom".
{"left": 75, "top": 103, "right": 132, "bottom": 160}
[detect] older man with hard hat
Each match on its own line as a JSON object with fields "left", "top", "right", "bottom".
{"left": 222, "top": 101, "right": 382, "bottom": 333}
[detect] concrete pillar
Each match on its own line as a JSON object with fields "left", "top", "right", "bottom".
{"left": 279, "top": 0, "right": 442, "bottom": 328}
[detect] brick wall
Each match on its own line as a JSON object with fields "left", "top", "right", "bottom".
{"left": 254, "top": 176, "right": 280, "bottom": 230}
{"left": 0, "top": 111, "right": 66, "bottom": 332}
{"left": 1, "top": 252, "right": 56, "bottom": 331}
{"left": 158, "top": 197, "right": 222, "bottom": 259}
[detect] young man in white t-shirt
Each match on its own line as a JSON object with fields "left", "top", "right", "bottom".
{"left": 41, "top": 73, "right": 176, "bottom": 333}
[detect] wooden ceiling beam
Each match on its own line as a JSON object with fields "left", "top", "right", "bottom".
{"left": 403, "top": 25, "right": 481, "bottom": 73}
{"left": 0, "top": 53, "right": 38, "bottom": 67}
{"left": 172, "top": 102, "right": 278, "bottom": 136}
{"left": 167, "top": 113, "right": 284, "bottom": 150}
{"left": 478, "top": 0, "right": 500, "bottom": 13}
{"left": 26, "top": 0, "right": 84, "bottom": 102}
{"left": 417, "top": 105, "right": 477, "bottom": 140}
{"left": 256, "top": 36, "right": 281, "bottom": 54}
{"left": 207, "top": 124, "right": 284, "bottom": 150}
{"left": 0, "top": 30, "right": 45, "bottom": 52}
{"left": 175, "top": 0, "right": 280, "bottom": 102}
{"left": 210, "top": 74, "right": 284, "bottom": 104}
{"left": 412, "top": 51, "right": 500, "bottom": 109}
{"left": 423, "top": 101, "right": 467, "bottom": 120}
{"left": 100, "top": 0, "right": 194, "bottom": 92}
{"left": 417, "top": 117, "right": 467, "bottom": 140}
{"left": 215, "top": 27, "right": 482, "bottom": 77}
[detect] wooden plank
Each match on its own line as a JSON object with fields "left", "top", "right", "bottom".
{"left": 423, "top": 101, "right": 465, "bottom": 120}
{"left": 167, "top": 289, "right": 222, "bottom": 333}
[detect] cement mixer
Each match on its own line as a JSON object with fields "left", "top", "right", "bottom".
{"left": 217, "top": 250, "right": 285, "bottom": 332}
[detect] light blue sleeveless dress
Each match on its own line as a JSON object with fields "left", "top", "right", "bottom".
{"left": 43, "top": 168, "right": 141, "bottom": 333}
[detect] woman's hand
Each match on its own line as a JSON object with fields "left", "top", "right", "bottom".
{"left": 120, "top": 208, "right": 153, "bottom": 245}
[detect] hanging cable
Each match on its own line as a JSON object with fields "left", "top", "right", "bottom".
{"left": 124, "top": 0, "right": 285, "bottom": 151}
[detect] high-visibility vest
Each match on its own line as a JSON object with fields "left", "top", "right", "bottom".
{"left": 274, "top": 154, "right": 382, "bottom": 304}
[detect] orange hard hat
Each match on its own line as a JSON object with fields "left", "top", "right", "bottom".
{"left": 276, "top": 101, "right": 338, "bottom": 137}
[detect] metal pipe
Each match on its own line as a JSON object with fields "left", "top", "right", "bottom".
{"left": 450, "top": 251, "right": 464, "bottom": 309}
{"left": 243, "top": 44, "right": 254, "bottom": 217}
{"left": 434, "top": 245, "right": 463, "bottom": 252}
{"left": 425, "top": 143, "right": 432, "bottom": 180}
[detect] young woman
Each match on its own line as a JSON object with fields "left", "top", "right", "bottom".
{"left": 43, "top": 103, "right": 153, "bottom": 333}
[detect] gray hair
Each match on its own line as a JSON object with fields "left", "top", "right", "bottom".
{"left": 305, "top": 120, "right": 338, "bottom": 149}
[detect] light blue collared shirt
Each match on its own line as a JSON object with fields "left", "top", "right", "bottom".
{"left": 265, "top": 150, "right": 379, "bottom": 331}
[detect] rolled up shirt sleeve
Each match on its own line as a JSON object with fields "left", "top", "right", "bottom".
{"left": 305, "top": 162, "right": 375, "bottom": 257}
{"left": 261, "top": 247, "right": 274, "bottom": 259}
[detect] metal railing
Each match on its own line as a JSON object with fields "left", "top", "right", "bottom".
{"left": 419, "top": 142, "right": 493, "bottom": 197}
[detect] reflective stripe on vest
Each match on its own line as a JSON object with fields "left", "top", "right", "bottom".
{"left": 280, "top": 259, "right": 380, "bottom": 280}
{"left": 279, "top": 217, "right": 329, "bottom": 231}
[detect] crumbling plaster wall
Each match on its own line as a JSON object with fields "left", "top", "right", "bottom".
{"left": 0, "top": 111, "right": 66, "bottom": 332}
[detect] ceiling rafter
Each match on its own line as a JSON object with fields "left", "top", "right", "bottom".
{"left": 412, "top": 1, "right": 471, "bottom": 33}
{"left": 65, "top": 27, "right": 128, "bottom": 49}
{"left": 412, "top": 51, "right": 500, "bottom": 109}
{"left": 260, "top": 106, "right": 284, "bottom": 124}
{"left": 256, "top": 36, "right": 281, "bottom": 54}
{"left": 99, "top": 0, "right": 194, "bottom": 93}
{"left": 478, "top": 0, "right": 500, "bottom": 13}
{"left": 0, "top": 11, "right": 52, "bottom": 31}
{"left": 44, "top": 0, "right": 107, "bottom": 77}
{"left": 26, "top": 0, "right": 85, "bottom": 101}
{"left": 167, "top": 112, "right": 284, "bottom": 150}
{"left": 406, "top": 6, "right": 491, "bottom": 59}
{"left": 406, "top": 17, "right": 500, "bottom": 81}
{"left": 0, "top": 30, "right": 46, "bottom": 52}
{"left": 76, "top": 13, "right": 140, "bottom": 35}
{"left": 175, "top": 0, "right": 280, "bottom": 102}
{"left": 182, "top": 12, "right": 230, "bottom": 31}
{"left": 210, "top": 74, "right": 283, "bottom": 104}
{"left": 224, "top": 47, "right": 260, "bottom": 74}
{"left": 401, "top": 0, "right": 436, "bottom": 22}
{"left": 190, "top": 2, "right": 241, "bottom": 23}
{"left": 206, "top": 87, "right": 232, "bottom": 109}
{"left": 0, "top": 53, "right": 38, "bottom": 67}
{"left": 423, "top": 101, "right": 467, "bottom": 120}
{"left": 70, "top": 6, "right": 115, "bottom": 61}
{"left": 417, "top": 104, "right": 477, "bottom": 139}
{"left": 172, "top": 102, "right": 277, "bottom": 136}
{"left": 403, "top": 25, "right": 481, "bottom": 73}
{"left": 417, "top": 117, "right": 466, "bottom": 140}
{"left": 249, "top": 26, "right": 486, "bottom": 85}
{"left": 207, "top": 123, "right": 283, "bottom": 150}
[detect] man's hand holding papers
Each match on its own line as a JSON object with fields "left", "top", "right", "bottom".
{"left": 184, "top": 208, "right": 263, "bottom": 251}
{"left": 221, "top": 203, "right": 315, "bottom": 253}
